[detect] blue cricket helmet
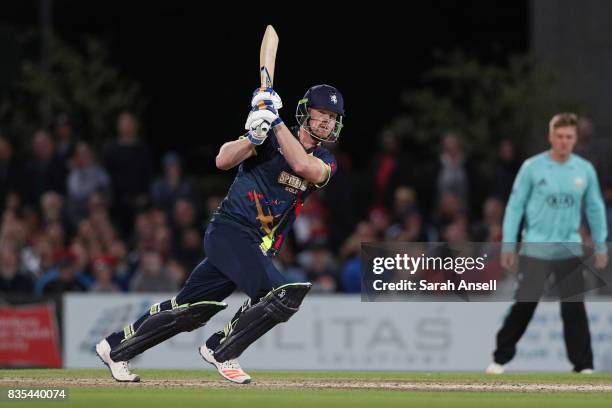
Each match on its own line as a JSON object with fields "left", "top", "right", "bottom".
{"left": 304, "top": 84, "right": 345, "bottom": 116}
{"left": 295, "top": 84, "right": 345, "bottom": 143}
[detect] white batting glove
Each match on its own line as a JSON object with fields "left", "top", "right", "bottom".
{"left": 251, "top": 87, "right": 283, "bottom": 110}
{"left": 244, "top": 105, "right": 282, "bottom": 145}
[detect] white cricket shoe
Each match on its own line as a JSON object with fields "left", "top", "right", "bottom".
{"left": 199, "top": 345, "right": 251, "bottom": 384}
{"left": 485, "top": 362, "right": 505, "bottom": 374}
{"left": 95, "top": 339, "right": 140, "bottom": 382}
{"left": 579, "top": 368, "right": 594, "bottom": 374}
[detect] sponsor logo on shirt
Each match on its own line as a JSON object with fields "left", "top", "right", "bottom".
{"left": 278, "top": 171, "right": 308, "bottom": 194}
{"left": 546, "top": 193, "right": 575, "bottom": 209}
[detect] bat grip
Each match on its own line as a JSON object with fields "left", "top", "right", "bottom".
{"left": 255, "top": 121, "right": 270, "bottom": 138}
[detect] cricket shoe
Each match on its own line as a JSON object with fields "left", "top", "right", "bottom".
{"left": 199, "top": 345, "right": 251, "bottom": 384}
{"left": 485, "top": 362, "right": 505, "bottom": 374}
{"left": 95, "top": 339, "right": 140, "bottom": 382}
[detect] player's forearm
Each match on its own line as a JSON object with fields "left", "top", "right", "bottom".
{"left": 273, "top": 124, "right": 309, "bottom": 168}
{"left": 501, "top": 205, "right": 524, "bottom": 244}
{"left": 585, "top": 167, "right": 608, "bottom": 248}
{"left": 273, "top": 124, "right": 325, "bottom": 183}
{"left": 586, "top": 201, "right": 608, "bottom": 248}
{"left": 216, "top": 138, "right": 255, "bottom": 170}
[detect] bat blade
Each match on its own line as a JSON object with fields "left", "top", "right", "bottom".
{"left": 260, "top": 25, "right": 278, "bottom": 88}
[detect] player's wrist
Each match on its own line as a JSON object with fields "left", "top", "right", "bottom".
{"left": 271, "top": 116, "right": 283, "bottom": 127}
{"left": 240, "top": 134, "right": 261, "bottom": 148}
{"left": 246, "top": 131, "right": 266, "bottom": 145}
{"left": 594, "top": 242, "right": 607, "bottom": 255}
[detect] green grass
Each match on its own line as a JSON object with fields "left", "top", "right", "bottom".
{"left": 65, "top": 389, "right": 612, "bottom": 408}
{"left": 1, "top": 369, "right": 611, "bottom": 408}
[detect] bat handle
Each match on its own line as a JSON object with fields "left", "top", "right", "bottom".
{"left": 255, "top": 121, "right": 271, "bottom": 138}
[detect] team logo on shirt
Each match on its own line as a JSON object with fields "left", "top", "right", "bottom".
{"left": 574, "top": 177, "right": 584, "bottom": 189}
{"left": 251, "top": 190, "right": 274, "bottom": 234}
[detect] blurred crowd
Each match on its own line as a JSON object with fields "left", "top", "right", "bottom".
{"left": 1, "top": 112, "right": 611, "bottom": 296}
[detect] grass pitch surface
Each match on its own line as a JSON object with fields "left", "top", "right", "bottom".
{"left": 1, "top": 369, "right": 611, "bottom": 407}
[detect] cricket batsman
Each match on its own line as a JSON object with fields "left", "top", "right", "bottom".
{"left": 95, "top": 84, "right": 345, "bottom": 383}
{"left": 486, "top": 113, "right": 607, "bottom": 374}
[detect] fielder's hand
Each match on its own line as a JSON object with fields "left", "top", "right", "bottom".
{"left": 251, "top": 87, "right": 283, "bottom": 110}
{"left": 500, "top": 251, "right": 517, "bottom": 273}
{"left": 244, "top": 104, "right": 283, "bottom": 145}
{"left": 594, "top": 252, "right": 608, "bottom": 270}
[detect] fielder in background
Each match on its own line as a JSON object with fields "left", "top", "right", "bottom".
{"left": 95, "top": 85, "right": 345, "bottom": 383}
{"left": 486, "top": 113, "right": 608, "bottom": 374}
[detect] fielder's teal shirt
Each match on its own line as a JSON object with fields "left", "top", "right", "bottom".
{"left": 502, "top": 151, "right": 607, "bottom": 259}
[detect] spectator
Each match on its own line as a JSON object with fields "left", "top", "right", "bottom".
{"left": 149, "top": 207, "right": 169, "bottom": 232}
{"left": 66, "top": 142, "right": 112, "bottom": 226}
{"left": 108, "top": 239, "right": 137, "bottom": 291}
{"left": 45, "top": 222, "right": 66, "bottom": 252}
{"left": 153, "top": 225, "right": 173, "bottom": 260}
{"left": 0, "top": 211, "right": 28, "bottom": 249}
{"left": 35, "top": 249, "right": 90, "bottom": 295}
{"left": 491, "top": 139, "right": 520, "bottom": 201}
{"left": 366, "top": 130, "right": 419, "bottom": 210}
{"left": 339, "top": 220, "right": 377, "bottom": 261}
{"left": 151, "top": 152, "right": 199, "bottom": 220}
{"left": 171, "top": 198, "right": 198, "bottom": 242}
{"left": 386, "top": 205, "right": 429, "bottom": 242}
{"left": 75, "top": 219, "right": 97, "bottom": 249}
{"left": 391, "top": 186, "right": 418, "bottom": 223}
{"left": 340, "top": 255, "right": 361, "bottom": 293}
{"left": 298, "top": 242, "right": 338, "bottom": 293}
{"left": 103, "top": 112, "right": 154, "bottom": 236}
{"left": 320, "top": 141, "right": 356, "bottom": 252}
{"left": 339, "top": 221, "right": 377, "bottom": 292}
{"left": 166, "top": 258, "right": 188, "bottom": 287}
{"left": 0, "top": 135, "right": 23, "bottom": 210}
{"left": 70, "top": 240, "right": 92, "bottom": 276}
{"left": 129, "top": 251, "right": 177, "bottom": 292}
{"left": 272, "top": 242, "right": 307, "bottom": 282}
{"left": 575, "top": 116, "right": 607, "bottom": 176}
{"left": 173, "top": 227, "right": 202, "bottom": 273}
{"left": 471, "top": 196, "right": 504, "bottom": 242}
{"left": 40, "top": 191, "right": 69, "bottom": 229}
{"left": 52, "top": 113, "right": 77, "bottom": 185}
{"left": 90, "top": 255, "right": 120, "bottom": 292}
{"left": 436, "top": 132, "right": 468, "bottom": 204}
{"left": 0, "top": 244, "right": 34, "bottom": 294}
{"left": 293, "top": 192, "right": 329, "bottom": 249}
{"left": 602, "top": 178, "right": 612, "bottom": 243}
{"left": 368, "top": 206, "right": 391, "bottom": 240}
{"left": 21, "top": 130, "right": 65, "bottom": 205}
{"left": 20, "top": 205, "right": 42, "bottom": 245}
{"left": 441, "top": 217, "right": 470, "bottom": 243}
{"left": 20, "top": 236, "right": 54, "bottom": 280}
{"left": 432, "top": 191, "right": 466, "bottom": 240}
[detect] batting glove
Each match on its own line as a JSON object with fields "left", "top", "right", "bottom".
{"left": 244, "top": 105, "right": 283, "bottom": 145}
{"left": 251, "top": 87, "right": 283, "bottom": 110}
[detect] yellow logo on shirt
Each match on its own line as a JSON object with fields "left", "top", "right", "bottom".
{"left": 278, "top": 171, "right": 308, "bottom": 194}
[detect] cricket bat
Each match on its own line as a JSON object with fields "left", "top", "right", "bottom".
{"left": 255, "top": 25, "right": 279, "bottom": 136}
{"left": 260, "top": 25, "right": 278, "bottom": 88}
